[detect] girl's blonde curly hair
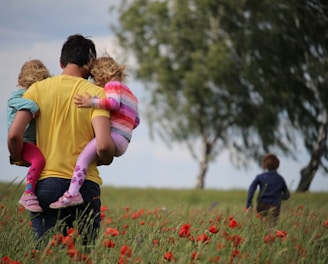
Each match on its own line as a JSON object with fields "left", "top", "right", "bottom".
{"left": 18, "top": 59, "right": 50, "bottom": 89}
{"left": 90, "top": 54, "right": 127, "bottom": 87}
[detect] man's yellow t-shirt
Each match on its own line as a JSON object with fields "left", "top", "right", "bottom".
{"left": 24, "top": 75, "right": 110, "bottom": 186}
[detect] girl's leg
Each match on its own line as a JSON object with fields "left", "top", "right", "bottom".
{"left": 19, "top": 142, "right": 45, "bottom": 212}
{"left": 68, "top": 138, "right": 97, "bottom": 196}
{"left": 111, "top": 132, "right": 129, "bottom": 157}
{"left": 49, "top": 139, "right": 98, "bottom": 209}
{"left": 21, "top": 142, "right": 45, "bottom": 195}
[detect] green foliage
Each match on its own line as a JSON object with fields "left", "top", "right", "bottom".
{"left": 110, "top": 0, "right": 328, "bottom": 190}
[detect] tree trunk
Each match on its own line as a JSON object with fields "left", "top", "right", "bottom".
{"left": 296, "top": 110, "right": 327, "bottom": 192}
{"left": 195, "top": 159, "right": 208, "bottom": 189}
{"left": 195, "top": 139, "right": 211, "bottom": 189}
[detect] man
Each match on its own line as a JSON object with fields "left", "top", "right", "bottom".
{"left": 7, "top": 34, "right": 115, "bottom": 246}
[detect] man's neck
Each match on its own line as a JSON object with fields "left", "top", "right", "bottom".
{"left": 62, "top": 64, "right": 85, "bottom": 78}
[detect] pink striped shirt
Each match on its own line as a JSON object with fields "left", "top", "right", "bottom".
{"left": 92, "top": 81, "right": 139, "bottom": 141}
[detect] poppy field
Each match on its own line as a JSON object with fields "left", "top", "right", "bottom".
{"left": 0, "top": 182, "right": 327, "bottom": 264}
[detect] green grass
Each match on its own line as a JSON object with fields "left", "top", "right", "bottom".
{"left": 0, "top": 181, "right": 327, "bottom": 263}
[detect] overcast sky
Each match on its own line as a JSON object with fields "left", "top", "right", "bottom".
{"left": 0, "top": 0, "right": 326, "bottom": 192}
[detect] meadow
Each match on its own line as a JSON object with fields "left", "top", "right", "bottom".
{"left": 0, "top": 181, "right": 327, "bottom": 264}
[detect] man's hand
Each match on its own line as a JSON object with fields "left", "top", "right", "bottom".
{"left": 97, "top": 157, "right": 114, "bottom": 166}
{"left": 9, "top": 156, "right": 30, "bottom": 167}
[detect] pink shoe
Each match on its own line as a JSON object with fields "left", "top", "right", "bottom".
{"left": 49, "top": 191, "right": 84, "bottom": 209}
{"left": 19, "top": 193, "right": 43, "bottom": 213}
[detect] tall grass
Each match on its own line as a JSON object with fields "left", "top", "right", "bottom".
{"left": 0, "top": 182, "right": 327, "bottom": 263}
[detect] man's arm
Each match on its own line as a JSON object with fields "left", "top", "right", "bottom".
{"left": 7, "top": 110, "right": 32, "bottom": 161}
{"left": 91, "top": 116, "right": 115, "bottom": 165}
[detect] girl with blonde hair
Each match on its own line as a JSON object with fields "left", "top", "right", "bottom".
{"left": 50, "top": 54, "right": 140, "bottom": 209}
{"left": 7, "top": 59, "right": 50, "bottom": 212}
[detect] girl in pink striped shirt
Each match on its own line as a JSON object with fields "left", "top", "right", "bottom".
{"left": 50, "top": 55, "right": 140, "bottom": 209}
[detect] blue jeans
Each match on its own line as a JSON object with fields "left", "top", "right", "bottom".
{"left": 31, "top": 178, "right": 101, "bottom": 246}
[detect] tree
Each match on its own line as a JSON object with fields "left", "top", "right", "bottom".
{"left": 110, "top": 0, "right": 328, "bottom": 190}
{"left": 233, "top": 0, "right": 328, "bottom": 191}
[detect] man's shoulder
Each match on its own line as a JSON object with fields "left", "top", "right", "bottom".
{"left": 86, "top": 83, "right": 106, "bottom": 97}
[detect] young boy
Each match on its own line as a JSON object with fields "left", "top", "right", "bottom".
{"left": 246, "top": 153, "right": 290, "bottom": 222}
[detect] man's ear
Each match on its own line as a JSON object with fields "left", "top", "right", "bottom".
{"left": 60, "top": 58, "right": 64, "bottom": 69}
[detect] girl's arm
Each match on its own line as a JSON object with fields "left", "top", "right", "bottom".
{"left": 96, "top": 81, "right": 121, "bottom": 111}
{"left": 74, "top": 82, "right": 121, "bottom": 111}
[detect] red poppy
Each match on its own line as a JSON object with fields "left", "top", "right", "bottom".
{"left": 164, "top": 251, "right": 173, "bottom": 261}
{"left": 231, "top": 249, "right": 240, "bottom": 258}
{"left": 103, "top": 239, "right": 115, "bottom": 248}
{"left": 105, "top": 227, "right": 120, "bottom": 237}
{"left": 294, "top": 244, "right": 307, "bottom": 258}
{"left": 1, "top": 256, "right": 12, "bottom": 264}
{"left": 131, "top": 209, "right": 144, "bottom": 219}
{"left": 120, "top": 245, "right": 132, "bottom": 257}
{"left": 197, "top": 233, "right": 210, "bottom": 244}
{"left": 18, "top": 206, "right": 25, "bottom": 212}
{"left": 217, "top": 242, "right": 224, "bottom": 250}
{"left": 230, "top": 235, "right": 243, "bottom": 247}
{"left": 66, "top": 248, "right": 78, "bottom": 258}
{"left": 117, "top": 256, "right": 125, "bottom": 264}
{"left": 178, "top": 223, "right": 191, "bottom": 238}
{"left": 100, "top": 212, "right": 106, "bottom": 220}
{"left": 50, "top": 234, "right": 64, "bottom": 246}
{"left": 264, "top": 234, "right": 276, "bottom": 244}
{"left": 231, "top": 249, "right": 240, "bottom": 257}
{"left": 229, "top": 219, "right": 238, "bottom": 228}
{"left": 324, "top": 220, "right": 328, "bottom": 228}
{"left": 191, "top": 251, "right": 202, "bottom": 260}
{"left": 275, "top": 230, "right": 287, "bottom": 240}
{"left": 67, "top": 227, "right": 78, "bottom": 237}
{"left": 62, "top": 235, "right": 75, "bottom": 249}
{"left": 209, "top": 225, "right": 219, "bottom": 234}
{"left": 104, "top": 217, "right": 112, "bottom": 225}
{"left": 25, "top": 249, "right": 38, "bottom": 259}
{"left": 100, "top": 205, "right": 108, "bottom": 212}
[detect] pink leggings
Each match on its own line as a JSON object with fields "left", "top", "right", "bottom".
{"left": 21, "top": 142, "right": 45, "bottom": 194}
{"left": 68, "top": 132, "right": 128, "bottom": 195}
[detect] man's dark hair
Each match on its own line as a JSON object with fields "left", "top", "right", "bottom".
{"left": 60, "top": 34, "right": 97, "bottom": 68}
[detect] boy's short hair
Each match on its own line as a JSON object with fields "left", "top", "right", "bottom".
{"left": 262, "top": 153, "right": 280, "bottom": 171}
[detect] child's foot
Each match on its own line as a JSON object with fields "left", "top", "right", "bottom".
{"left": 19, "top": 193, "right": 43, "bottom": 213}
{"left": 49, "top": 191, "right": 84, "bottom": 209}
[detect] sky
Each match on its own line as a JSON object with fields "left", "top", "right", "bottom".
{"left": 0, "top": 0, "right": 327, "bottom": 192}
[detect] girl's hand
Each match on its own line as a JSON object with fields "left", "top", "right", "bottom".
{"left": 74, "top": 92, "right": 92, "bottom": 108}
{"left": 32, "top": 110, "right": 40, "bottom": 119}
